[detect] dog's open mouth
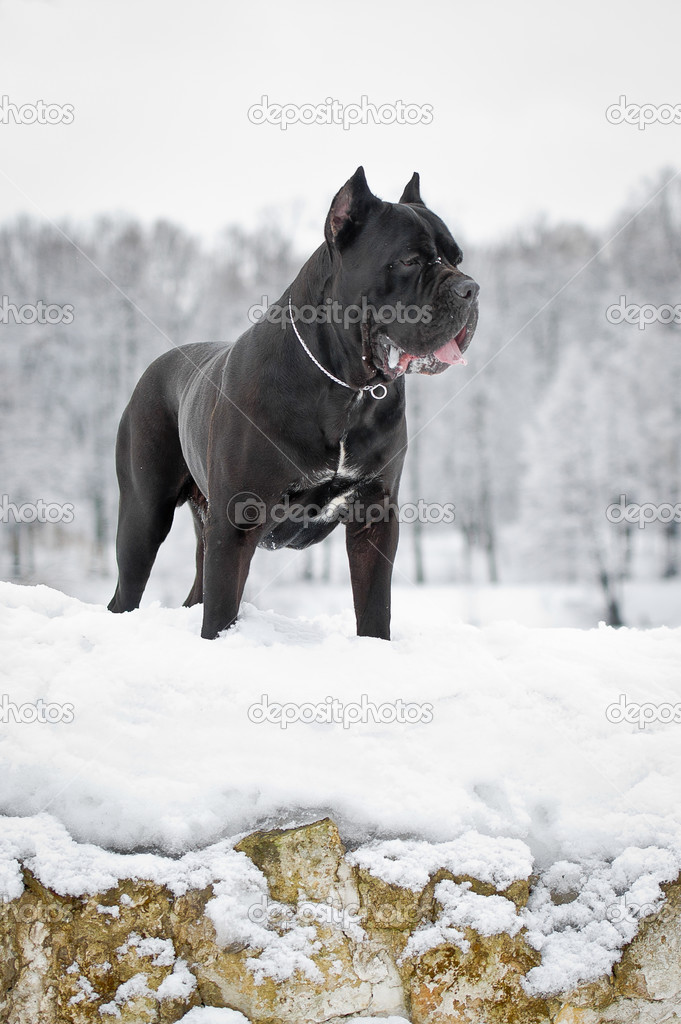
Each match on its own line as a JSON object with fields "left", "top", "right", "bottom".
{"left": 372, "top": 324, "right": 469, "bottom": 379}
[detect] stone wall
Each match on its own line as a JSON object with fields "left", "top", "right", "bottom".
{"left": 1, "top": 819, "right": 679, "bottom": 1023}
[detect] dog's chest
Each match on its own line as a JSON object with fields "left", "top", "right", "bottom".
{"left": 307, "top": 434, "right": 359, "bottom": 484}
{"left": 299, "top": 436, "right": 363, "bottom": 513}
{"left": 336, "top": 438, "right": 354, "bottom": 478}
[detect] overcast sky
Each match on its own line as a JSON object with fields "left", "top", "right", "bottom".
{"left": 1, "top": 0, "right": 679, "bottom": 251}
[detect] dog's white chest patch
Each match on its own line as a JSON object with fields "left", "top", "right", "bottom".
{"left": 320, "top": 489, "right": 355, "bottom": 520}
{"left": 304, "top": 437, "right": 361, "bottom": 490}
{"left": 314, "top": 439, "right": 361, "bottom": 519}
{"left": 338, "top": 439, "right": 350, "bottom": 476}
{"left": 337, "top": 437, "right": 362, "bottom": 480}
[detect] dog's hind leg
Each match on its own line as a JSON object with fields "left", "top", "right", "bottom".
{"left": 108, "top": 405, "right": 189, "bottom": 614}
{"left": 183, "top": 495, "right": 206, "bottom": 607}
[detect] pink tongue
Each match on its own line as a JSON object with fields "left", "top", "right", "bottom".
{"left": 433, "top": 327, "right": 467, "bottom": 366}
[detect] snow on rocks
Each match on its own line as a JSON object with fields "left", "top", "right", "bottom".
{"left": 1, "top": 581, "right": 681, "bottom": 1005}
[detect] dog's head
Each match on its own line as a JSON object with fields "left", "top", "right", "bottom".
{"left": 324, "top": 166, "right": 479, "bottom": 379}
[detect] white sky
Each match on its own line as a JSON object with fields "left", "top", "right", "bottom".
{"left": 0, "top": 0, "right": 679, "bottom": 249}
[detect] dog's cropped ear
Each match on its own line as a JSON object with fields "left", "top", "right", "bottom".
{"left": 399, "top": 171, "right": 424, "bottom": 206}
{"left": 325, "top": 166, "right": 382, "bottom": 251}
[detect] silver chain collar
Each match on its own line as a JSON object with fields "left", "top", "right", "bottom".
{"left": 287, "top": 296, "right": 388, "bottom": 400}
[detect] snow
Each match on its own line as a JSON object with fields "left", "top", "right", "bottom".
{"left": 97, "top": 903, "right": 120, "bottom": 917}
{"left": 101, "top": 972, "right": 153, "bottom": 1015}
{"left": 1, "top": 580, "right": 681, "bottom": 996}
{"left": 206, "top": 875, "right": 324, "bottom": 985}
{"left": 402, "top": 880, "right": 522, "bottom": 958}
{"left": 63, "top": 932, "right": 200, "bottom": 1012}
{"left": 0, "top": 814, "right": 263, "bottom": 899}
{"left": 155, "top": 961, "right": 198, "bottom": 1001}
{"left": 69, "top": 973, "right": 98, "bottom": 1005}
{"left": 117, "top": 933, "right": 177, "bottom": 967}
{"left": 177, "top": 1011, "right": 251, "bottom": 1024}
{"left": 347, "top": 833, "right": 533, "bottom": 891}
{"left": 521, "top": 846, "right": 678, "bottom": 995}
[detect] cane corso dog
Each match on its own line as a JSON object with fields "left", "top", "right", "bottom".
{"left": 108, "top": 168, "right": 479, "bottom": 638}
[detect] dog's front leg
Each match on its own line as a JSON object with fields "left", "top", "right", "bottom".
{"left": 200, "top": 516, "right": 261, "bottom": 639}
{"left": 345, "top": 495, "right": 399, "bottom": 640}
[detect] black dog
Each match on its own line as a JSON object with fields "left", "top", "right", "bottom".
{"left": 108, "top": 168, "right": 479, "bottom": 639}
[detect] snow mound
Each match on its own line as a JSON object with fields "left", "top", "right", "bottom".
{"left": 1, "top": 581, "right": 681, "bottom": 995}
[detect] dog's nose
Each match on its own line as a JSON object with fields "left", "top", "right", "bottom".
{"left": 451, "top": 276, "right": 480, "bottom": 302}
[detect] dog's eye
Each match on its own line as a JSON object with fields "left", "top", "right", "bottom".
{"left": 400, "top": 257, "right": 421, "bottom": 267}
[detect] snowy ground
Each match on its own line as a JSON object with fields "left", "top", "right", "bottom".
{"left": 1, "top": 578, "right": 681, "bottom": 995}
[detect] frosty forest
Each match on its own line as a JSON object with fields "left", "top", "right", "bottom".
{"left": 1, "top": 167, "right": 680, "bottom": 628}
